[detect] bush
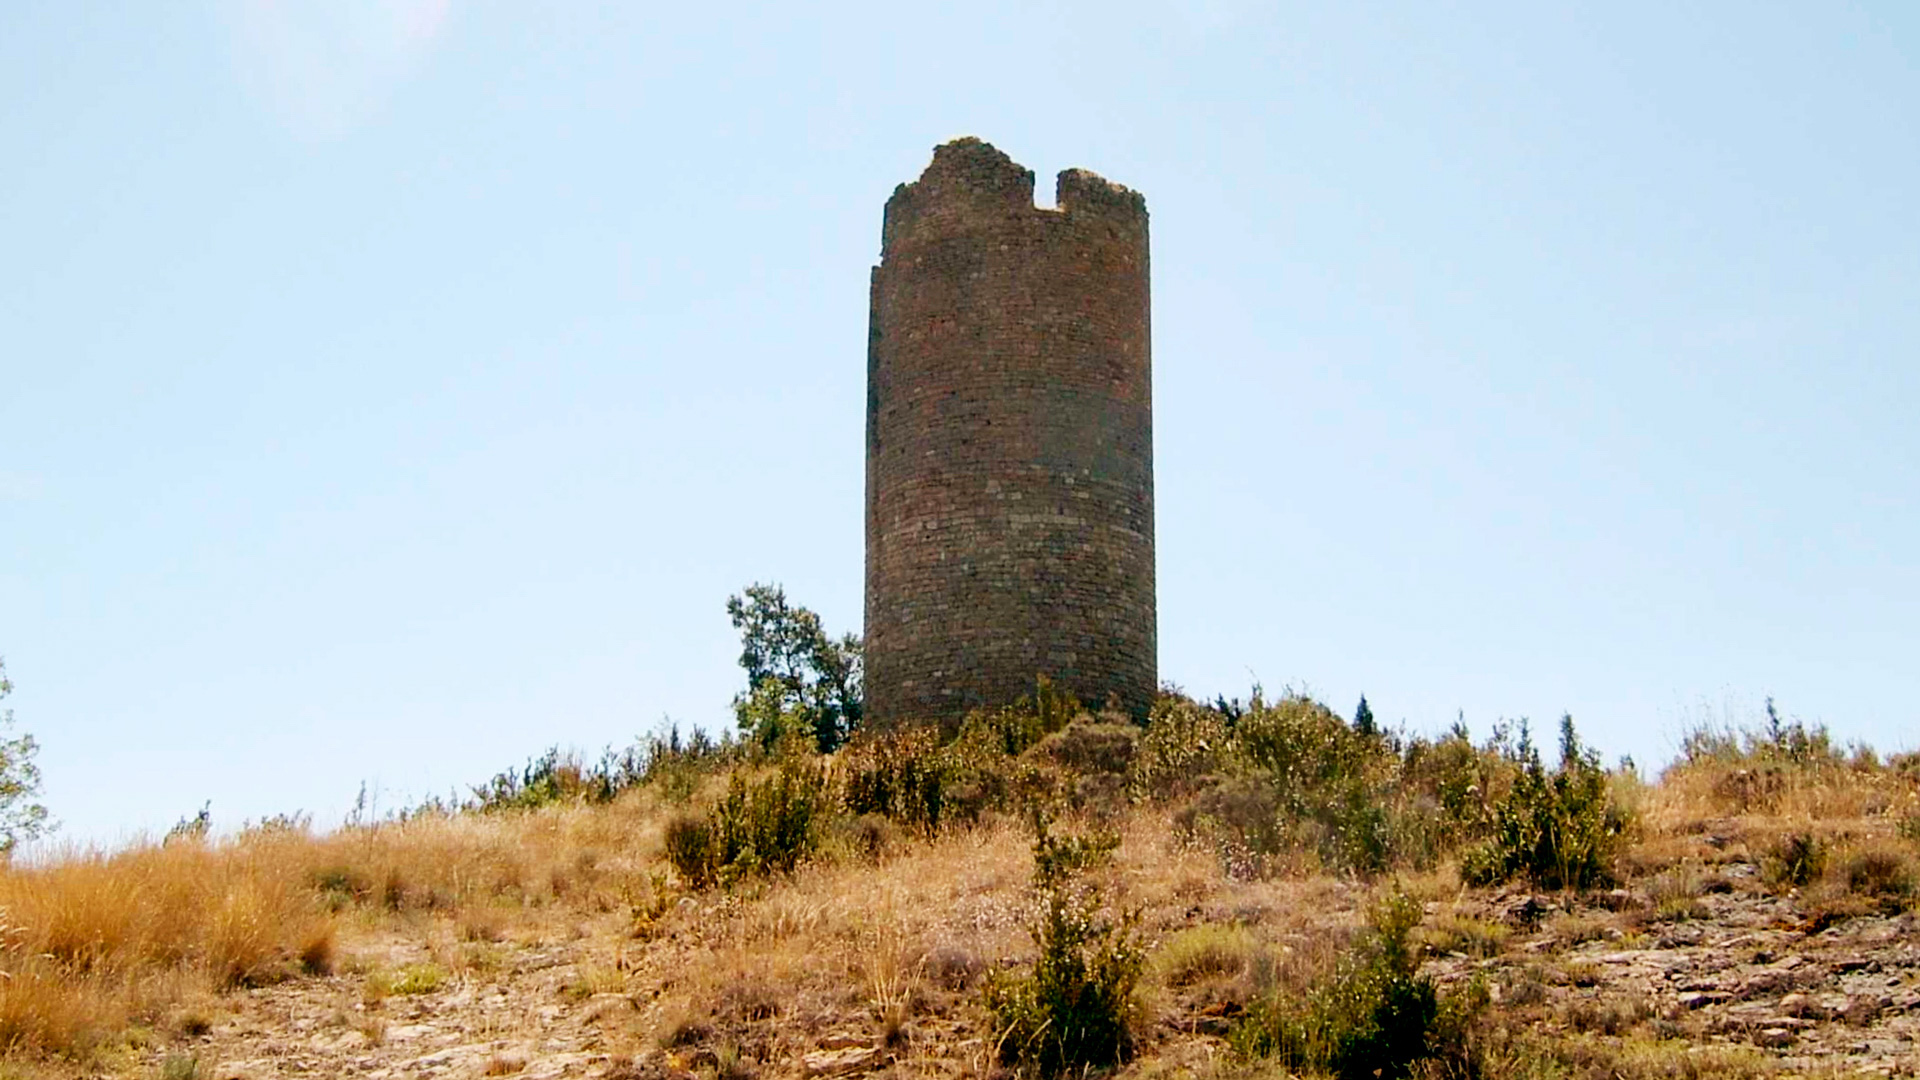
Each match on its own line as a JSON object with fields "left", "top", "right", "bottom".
{"left": 1762, "top": 832, "right": 1827, "bottom": 890}
{"left": 1034, "top": 721, "right": 1138, "bottom": 776}
{"left": 1029, "top": 813, "right": 1120, "bottom": 889}
{"left": 1462, "top": 716, "right": 1626, "bottom": 891}
{"left": 842, "top": 728, "right": 948, "bottom": 835}
{"left": 1173, "top": 693, "right": 1441, "bottom": 876}
{"left": 1678, "top": 698, "right": 1841, "bottom": 769}
{"left": 1235, "top": 892, "right": 1481, "bottom": 1080}
{"left": 1399, "top": 722, "right": 1514, "bottom": 849}
{"left": 663, "top": 763, "right": 829, "bottom": 888}
{"left": 984, "top": 830, "right": 1143, "bottom": 1077}
{"left": 664, "top": 813, "right": 722, "bottom": 889}
{"left": 1831, "top": 842, "right": 1916, "bottom": 910}
{"left": 1900, "top": 812, "right": 1920, "bottom": 845}
{"left": 938, "top": 712, "right": 1067, "bottom": 823}
{"left": 469, "top": 727, "right": 732, "bottom": 812}
{"left": 966, "top": 676, "right": 1082, "bottom": 754}
{"left": 1129, "top": 696, "right": 1229, "bottom": 801}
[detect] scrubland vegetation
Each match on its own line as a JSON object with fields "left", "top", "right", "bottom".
{"left": 1, "top": 677, "right": 1916, "bottom": 1079}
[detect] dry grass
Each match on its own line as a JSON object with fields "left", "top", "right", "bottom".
{"left": 0, "top": 838, "right": 332, "bottom": 1057}
{"left": 1633, "top": 748, "right": 1920, "bottom": 891}
{"left": 0, "top": 789, "right": 689, "bottom": 1063}
{"left": 0, "top": 718, "right": 1913, "bottom": 1077}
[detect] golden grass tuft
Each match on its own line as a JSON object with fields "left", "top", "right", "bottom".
{"left": 1153, "top": 924, "right": 1259, "bottom": 986}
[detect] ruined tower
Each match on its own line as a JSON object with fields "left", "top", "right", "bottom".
{"left": 864, "top": 137, "right": 1156, "bottom": 726}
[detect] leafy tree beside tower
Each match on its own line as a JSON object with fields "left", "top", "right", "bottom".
{"left": 725, "top": 584, "right": 862, "bottom": 753}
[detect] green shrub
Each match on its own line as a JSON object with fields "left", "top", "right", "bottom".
{"left": 664, "top": 812, "right": 722, "bottom": 888}
{"left": 1399, "top": 723, "right": 1515, "bottom": 848}
{"left": 1678, "top": 698, "right": 1843, "bottom": 770}
{"left": 1762, "top": 832, "right": 1827, "bottom": 890}
{"left": 663, "top": 763, "right": 829, "bottom": 888}
{"left": 1030, "top": 812, "right": 1120, "bottom": 889}
{"left": 386, "top": 963, "right": 448, "bottom": 995}
{"left": 984, "top": 823, "right": 1143, "bottom": 1077}
{"left": 1129, "top": 696, "right": 1229, "bottom": 801}
{"left": 1177, "top": 694, "right": 1405, "bottom": 875}
{"left": 469, "top": 727, "right": 731, "bottom": 812}
{"left": 842, "top": 728, "right": 948, "bottom": 834}
{"left": 1462, "top": 716, "right": 1626, "bottom": 891}
{"left": 939, "top": 716, "right": 1068, "bottom": 823}
{"left": 636, "top": 724, "right": 732, "bottom": 804}
{"left": 468, "top": 747, "right": 601, "bottom": 811}
{"left": 1235, "top": 893, "right": 1481, "bottom": 1080}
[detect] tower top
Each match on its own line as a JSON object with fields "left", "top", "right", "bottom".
{"left": 881, "top": 137, "right": 1146, "bottom": 252}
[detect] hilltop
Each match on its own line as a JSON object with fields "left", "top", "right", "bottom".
{"left": 2, "top": 690, "right": 1917, "bottom": 1080}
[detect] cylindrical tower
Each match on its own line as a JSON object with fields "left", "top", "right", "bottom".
{"left": 865, "top": 137, "right": 1155, "bottom": 727}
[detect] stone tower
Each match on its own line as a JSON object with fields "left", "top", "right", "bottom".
{"left": 864, "top": 137, "right": 1156, "bottom": 726}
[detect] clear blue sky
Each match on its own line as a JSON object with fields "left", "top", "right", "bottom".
{"left": 3, "top": 2, "right": 1915, "bottom": 845}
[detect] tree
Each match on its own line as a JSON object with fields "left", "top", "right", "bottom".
{"left": 1352, "top": 695, "right": 1376, "bottom": 738}
{"left": 725, "top": 584, "right": 862, "bottom": 753}
{"left": 0, "top": 660, "right": 50, "bottom": 854}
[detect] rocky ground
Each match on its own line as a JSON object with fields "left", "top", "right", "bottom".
{"left": 1431, "top": 879, "right": 1920, "bottom": 1076}
{"left": 134, "top": 848, "right": 1920, "bottom": 1080}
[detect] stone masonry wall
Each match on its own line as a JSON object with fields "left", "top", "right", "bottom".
{"left": 865, "top": 137, "right": 1156, "bottom": 727}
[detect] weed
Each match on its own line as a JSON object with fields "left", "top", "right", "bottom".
{"left": 1830, "top": 842, "right": 1916, "bottom": 911}
{"left": 866, "top": 943, "right": 921, "bottom": 1048}
{"left": 1761, "top": 832, "right": 1826, "bottom": 890}
{"left": 1421, "top": 915, "right": 1509, "bottom": 959}
{"left": 1153, "top": 925, "right": 1258, "bottom": 986}
{"left": 984, "top": 814, "right": 1144, "bottom": 1076}
{"left": 385, "top": 964, "right": 447, "bottom": 996}
{"left": 1562, "top": 995, "right": 1650, "bottom": 1036}
{"left": 458, "top": 907, "right": 509, "bottom": 944}
{"left": 158, "top": 1053, "right": 200, "bottom": 1080}
{"left": 659, "top": 1010, "right": 714, "bottom": 1049}
{"left": 1234, "top": 892, "right": 1483, "bottom": 1080}
{"left": 1503, "top": 967, "right": 1550, "bottom": 1006}
{"left": 926, "top": 944, "right": 983, "bottom": 991}
{"left": 297, "top": 925, "right": 336, "bottom": 976}
{"left": 563, "top": 964, "right": 626, "bottom": 1001}
{"left": 1899, "top": 812, "right": 1920, "bottom": 843}
{"left": 1030, "top": 813, "right": 1120, "bottom": 888}
{"left": 984, "top": 887, "right": 1143, "bottom": 1075}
